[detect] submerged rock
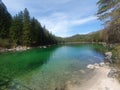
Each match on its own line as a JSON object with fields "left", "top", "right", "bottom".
{"left": 79, "top": 70, "right": 85, "bottom": 74}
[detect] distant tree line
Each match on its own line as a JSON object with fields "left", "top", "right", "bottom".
{"left": 0, "top": 2, "right": 57, "bottom": 48}
{"left": 63, "top": 30, "right": 107, "bottom": 43}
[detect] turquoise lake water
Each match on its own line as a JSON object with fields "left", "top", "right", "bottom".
{"left": 0, "top": 44, "right": 105, "bottom": 90}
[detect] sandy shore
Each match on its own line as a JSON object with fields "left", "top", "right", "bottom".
{"left": 66, "top": 66, "right": 120, "bottom": 90}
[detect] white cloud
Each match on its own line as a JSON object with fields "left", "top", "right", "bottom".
{"left": 39, "top": 12, "right": 97, "bottom": 37}
{"left": 72, "top": 16, "right": 97, "bottom": 25}
{"left": 3, "top": 0, "right": 100, "bottom": 37}
{"left": 39, "top": 13, "right": 69, "bottom": 37}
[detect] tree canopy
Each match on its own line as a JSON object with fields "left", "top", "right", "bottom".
{"left": 0, "top": 1, "right": 11, "bottom": 39}
{"left": 0, "top": 1, "right": 58, "bottom": 48}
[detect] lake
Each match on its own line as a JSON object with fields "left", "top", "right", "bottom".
{"left": 0, "top": 44, "right": 106, "bottom": 90}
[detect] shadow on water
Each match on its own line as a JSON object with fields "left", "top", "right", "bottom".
{"left": 0, "top": 46, "right": 58, "bottom": 90}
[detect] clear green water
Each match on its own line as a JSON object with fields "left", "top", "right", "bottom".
{"left": 0, "top": 44, "right": 105, "bottom": 90}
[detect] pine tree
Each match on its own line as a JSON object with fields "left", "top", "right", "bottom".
{"left": 0, "top": 0, "right": 58, "bottom": 47}
{"left": 0, "top": 0, "right": 11, "bottom": 38}
{"left": 30, "top": 17, "right": 41, "bottom": 46}
{"left": 22, "top": 8, "right": 31, "bottom": 46}
{"left": 9, "top": 11, "right": 23, "bottom": 45}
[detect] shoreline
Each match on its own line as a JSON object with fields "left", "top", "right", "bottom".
{"left": 65, "top": 63, "right": 120, "bottom": 90}
{"left": 0, "top": 42, "right": 110, "bottom": 53}
{"left": 0, "top": 45, "right": 55, "bottom": 52}
{"left": 65, "top": 51, "right": 120, "bottom": 90}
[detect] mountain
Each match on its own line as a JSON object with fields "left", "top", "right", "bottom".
{"left": 63, "top": 30, "right": 106, "bottom": 43}
{"left": 64, "top": 34, "right": 92, "bottom": 42}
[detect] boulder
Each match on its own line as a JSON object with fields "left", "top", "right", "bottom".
{"left": 105, "top": 52, "right": 112, "bottom": 58}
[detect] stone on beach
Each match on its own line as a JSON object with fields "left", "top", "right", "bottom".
{"left": 87, "top": 64, "right": 94, "bottom": 69}
{"left": 94, "top": 63, "right": 100, "bottom": 69}
{"left": 87, "top": 62, "right": 105, "bottom": 69}
{"left": 99, "top": 62, "right": 105, "bottom": 67}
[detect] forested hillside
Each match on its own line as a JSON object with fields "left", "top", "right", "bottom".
{"left": 65, "top": 0, "right": 120, "bottom": 44}
{"left": 0, "top": 1, "right": 57, "bottom": 48}
{"left": 64, "top": 30, "right": 107, "bottom": 43}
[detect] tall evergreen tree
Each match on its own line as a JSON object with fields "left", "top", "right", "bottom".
{"left": 9, "top": 11, "right": 23, "bottom": 45}
{"left": 0, "top": 0, "right": 58, "bottom": 47}
{"left": 0, "top": 0, "right": 11, "bottom": 38}
{"left": 30, "top": 17, "right": 42, "bottom": 46}
{"left": 22, "top": 8, "right": 31, "bottom": 46}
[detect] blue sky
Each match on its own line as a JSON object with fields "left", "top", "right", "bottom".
{"left": 3, "top": 0, "right": 103, "bottom": 37}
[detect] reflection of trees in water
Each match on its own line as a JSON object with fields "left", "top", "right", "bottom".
{"left": 0, "top": 46, "right": 58, "bottom": 90}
